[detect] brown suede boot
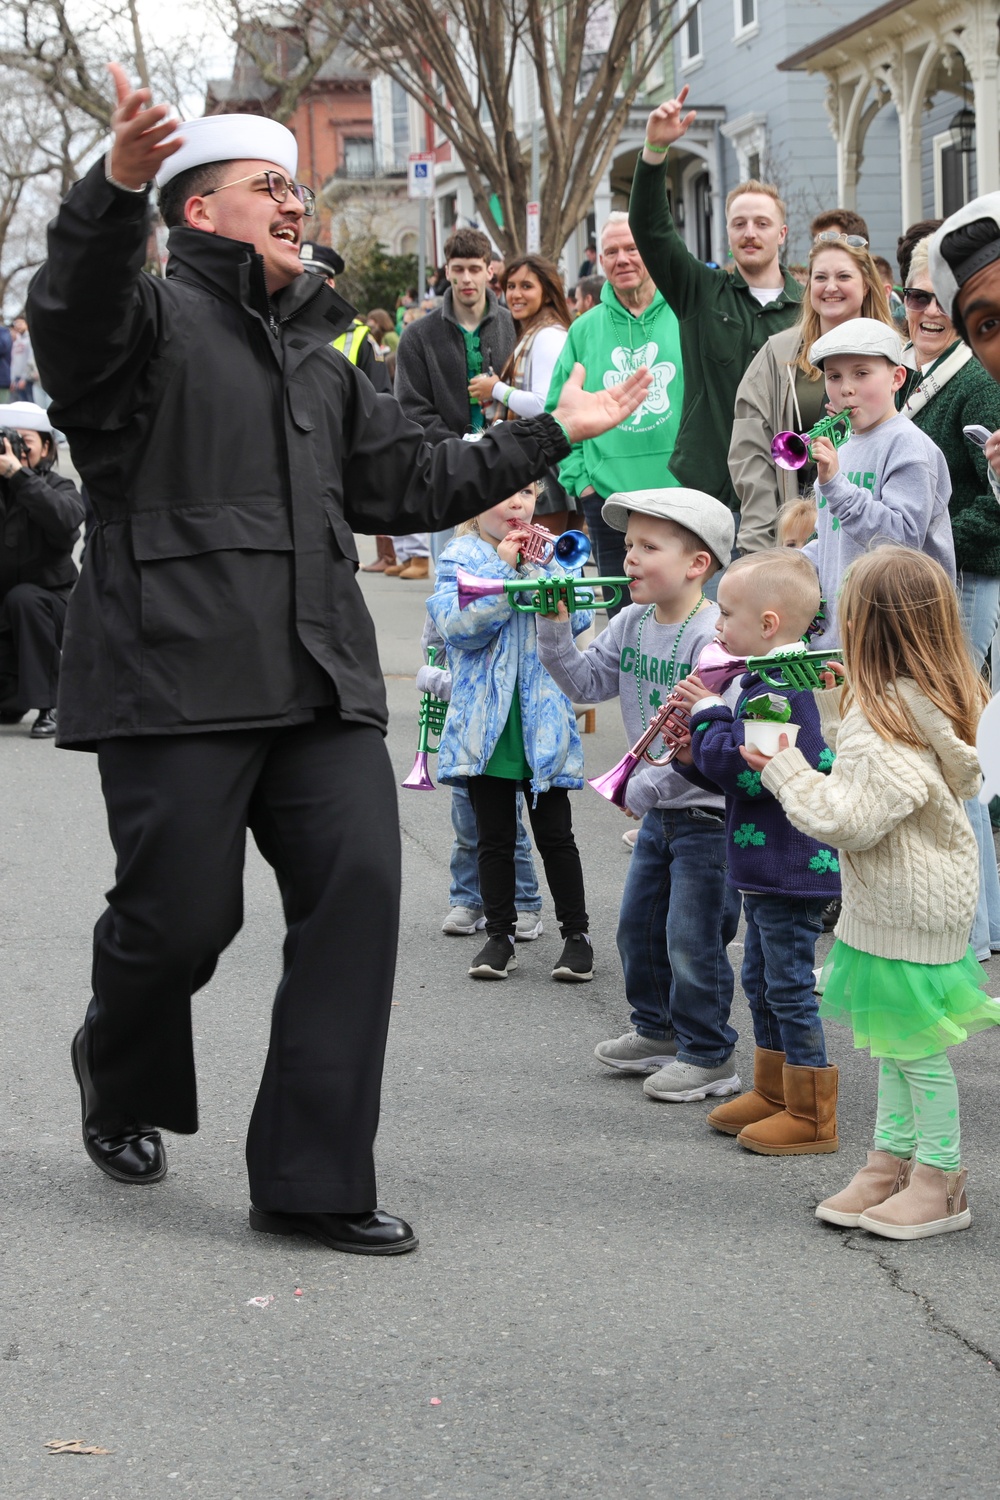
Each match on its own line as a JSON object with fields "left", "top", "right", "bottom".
{"left": 398, "top": 556, "right": 430, "bottom": 580}
{"left": 707, "top": 1047, "right": 785, "bottom": 1136}
{"left": 361, "top": 535, "right": 397, "bottom": 573}
{"left": 737, "top": 1064, "right": 839, "bottom": 1155}
{"left": 815, "top": 1150, "right": 912, "bottom": 1227}
{"left": 858, "top": 1162, "right": 971, "bottom": 1240}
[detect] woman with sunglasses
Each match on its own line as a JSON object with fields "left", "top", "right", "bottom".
{"left": 899, "top": 232, "right": 1000, "bottom": 962}
{"left": 731, "top": 232, "right": 895, "bottom": 553}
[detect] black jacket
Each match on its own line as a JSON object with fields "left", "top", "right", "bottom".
{"left": 0, "top": 459, "right": 84, "bottom": 600}
{"left": 27, "top": 161, "right": 568, "bottom": 747}
{"left": 394, "top": 288, "right": 516, "bottom": 441}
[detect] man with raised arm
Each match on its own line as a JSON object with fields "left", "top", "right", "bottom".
{"left": 27, "top": 67, "right": 650, "bottom": 1256}
{"left": 629, "top": 87, "right": 803, "bottom": 517}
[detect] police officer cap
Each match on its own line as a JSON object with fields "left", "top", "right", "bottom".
{"left": 155, "top": 114, "right": 298, "bottom": 188}
{"left": 300, "top": 243, "right": 345, "bottom": 276}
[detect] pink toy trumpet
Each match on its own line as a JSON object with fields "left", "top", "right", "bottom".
{"left": 508, "top": 522, "right": 591, "bottom": 568}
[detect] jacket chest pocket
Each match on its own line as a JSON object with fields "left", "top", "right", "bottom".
{"left": 701, "top": 310, "right": 739, "bottom": 366}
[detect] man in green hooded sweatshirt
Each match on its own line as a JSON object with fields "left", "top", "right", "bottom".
{"left": 546, "top": 211, "right": 684, "bottom": 612}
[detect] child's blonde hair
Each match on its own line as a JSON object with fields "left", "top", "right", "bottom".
{"left": 457, "top": 480, "right": 540, "bottom": 537}
{"left": 775, "top": 496, "right": 817, "bottom": 549}
{"left": 723, "top": 548, "right": 821, "bottom": 638}
{"left": 838, "top": 547, "right": 987, "bottom": 749}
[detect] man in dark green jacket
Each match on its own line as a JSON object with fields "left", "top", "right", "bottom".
{"left": 629, "top": 86, "right": 803, "bottom": 514}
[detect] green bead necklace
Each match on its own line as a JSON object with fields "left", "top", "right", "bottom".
{"left": 634, "top": 595, "right": 705, "bottom": 749}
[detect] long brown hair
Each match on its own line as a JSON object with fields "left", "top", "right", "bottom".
{"left": 837, "top": 548, "right": 987, "bottom": 748}
{"left": 501, "top": 255, "right": 571, "bottom": 328}
{"left": 795, "top": 241, "right": 895, "bottom": 379}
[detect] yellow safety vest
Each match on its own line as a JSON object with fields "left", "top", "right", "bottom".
{"left": 332, "top": 321, "right": 370, "bottom": 364}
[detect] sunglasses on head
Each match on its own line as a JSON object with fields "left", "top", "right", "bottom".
{"left": 813, "top": 231, "right": 869, "bottom": 249}
{"left": 902, "top": 287, "right": 947, "bottom": 313}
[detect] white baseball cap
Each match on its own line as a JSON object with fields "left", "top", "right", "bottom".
{"left": 928, "top": 193, "right": 1000, "bottom": 331}
{"left": 808, "top": 317, "right": 903, "bottom": 368}
{"left": 155, "top": 114, "right": 297, "bottom": 188}
{"left": 602, "top": 487, "right": 735, "bottom": 568}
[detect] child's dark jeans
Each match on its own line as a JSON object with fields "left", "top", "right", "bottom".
{"left": 741, "top": 892, "right": 828, "bottom": 1066}
{"left": 617, "top": 807, "right": 741, "bottom": 1067}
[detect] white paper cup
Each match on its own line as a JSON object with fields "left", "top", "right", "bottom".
{"left": 743, "top": 720, "right": 800, "bottom": 755}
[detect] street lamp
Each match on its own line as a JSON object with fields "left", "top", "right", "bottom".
{"left": 949, "top": 104, "right": 977, "bottom": 154}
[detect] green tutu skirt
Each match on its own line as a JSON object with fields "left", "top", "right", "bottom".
{"left": 818, "top": 940, "right": 1000, "bottom": 1060}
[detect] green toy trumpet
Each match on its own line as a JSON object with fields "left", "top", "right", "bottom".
{"left": 401, "top": 647, "right": 449, "bottom": 792}
{"left": 771, "top": 410, "right": 853, "bottom": 470}
{"left": 456, "top": 569, "right": 630, "bottom": 615}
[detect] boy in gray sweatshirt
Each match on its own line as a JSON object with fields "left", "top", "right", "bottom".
{"left": 803, "top": 318, "right": 954, "bottom": 651}
{"left": 538, "top": 488, "right": 744, "bottom": 1104}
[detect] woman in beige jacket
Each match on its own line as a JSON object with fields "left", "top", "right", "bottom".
{"left": 731, "top": 237, "right": 894, "bottom": 553}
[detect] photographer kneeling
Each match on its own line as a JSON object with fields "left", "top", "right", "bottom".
{"left": 0, "top": 403, "right": 85, "bottom": 738}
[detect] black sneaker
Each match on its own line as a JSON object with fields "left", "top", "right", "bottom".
{"left": 821, "top": 898, "right": 841, "bottom": 933}
{"left": 468, "top": 933, "right": 517, "bottom": 980}
{"left": 552, "top": 933, "right": 593, "bottom": 983}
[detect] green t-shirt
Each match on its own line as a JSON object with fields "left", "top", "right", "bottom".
{"left": 485, "top": 686, "right": 531, "bottom": 779}
{"left": 460, "top": 324, "right": 486, "bottom": 432}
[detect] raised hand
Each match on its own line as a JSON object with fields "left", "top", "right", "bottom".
{"left": 551, "top": 362, "right": 652, "bottom": 444}
{"left": 644, "top": 86, "right": 697, "bottom": 152}
{"left": 107, "top": 62, "right": 182, "bottom": 190}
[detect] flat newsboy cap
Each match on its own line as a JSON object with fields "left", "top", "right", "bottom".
{"left": 808, "top": 317, "right": 903, "bottom": 368}
{"left": 155, "top": 114, "right": 298, "bottom": 188}
{"left": 602, "top": 487, "right": 735, "bottom": 567}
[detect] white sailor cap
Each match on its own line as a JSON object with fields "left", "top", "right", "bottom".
{"left": 155, "top": 114, "right": 297, "bottom": 188}
{"left": 3, "top": 402, "right": 53, "bottom": 434}
{"left": 929, "top": 192, "right": 1000, "bottom": 330}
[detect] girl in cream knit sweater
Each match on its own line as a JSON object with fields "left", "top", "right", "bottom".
{"left": 745, "top": 547, "right": 1000, "bottom": 1240}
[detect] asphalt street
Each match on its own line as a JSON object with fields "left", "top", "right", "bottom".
{"left": 3, "top": 540, "right": 1000, "bottom": 1499}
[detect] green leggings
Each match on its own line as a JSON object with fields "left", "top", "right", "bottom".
{"left": 873, "top": 1052, "right": 960, "bottom": 1171}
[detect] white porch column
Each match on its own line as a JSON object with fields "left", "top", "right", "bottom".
{"left": 594, "top": 170, "right": 613, "bottom": 238}
{"left": 971, "top": 54, "right": 1000, "bottom": 193}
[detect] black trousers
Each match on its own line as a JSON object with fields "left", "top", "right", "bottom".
{"left": 87, "top": 712, "right": 401, "bottom": 1213}
{"left": 0, "top": 582, "right": 69, "bottom": 710}
{"left": 466, "top": 776, "right": 588, "bottom": 938}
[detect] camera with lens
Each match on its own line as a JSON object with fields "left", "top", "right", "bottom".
{"left": 0, "top": 429, "right": 28, "bottom": 465}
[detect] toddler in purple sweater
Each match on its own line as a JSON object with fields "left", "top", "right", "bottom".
{"left": 674, "top": 548, "right": 841, "bottom": 1156}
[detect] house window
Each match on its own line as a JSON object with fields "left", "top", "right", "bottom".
{"left": 343, "top": 137, "right": 375, "bottom": 178}
{"left": 680, "top": 2, "right": 702, "bottom": 65}
{"left": 933, "top": 132, "right": 972, "bottom": 217}
{"left": 735, "top": 0, "right": 757, "bottom": 34}
{"left": 390, "top": 81, "right": 410, "bottom": 168}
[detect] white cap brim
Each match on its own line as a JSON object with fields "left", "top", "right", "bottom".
{"left": 3, "top": 402, "right": 53, "bottom": 434}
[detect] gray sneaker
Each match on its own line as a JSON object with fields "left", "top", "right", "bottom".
{"left": 594, "top": 1031, "right": 678, "bottom": 1073}
{"left": 442, "top": 906, "right": 486, "bottom": 935}
{"left": 515, "top": 911, "right": 544, "bottom": 941}
{"left": 643, "top": 1060, "right": 742, "bottom": 1102}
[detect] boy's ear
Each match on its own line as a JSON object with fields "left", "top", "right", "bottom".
{"left": 890, "top": 362, "right": 907, "bottom": 393}
{"left": 760, "top": 608, "right": 781, "bottom": 638}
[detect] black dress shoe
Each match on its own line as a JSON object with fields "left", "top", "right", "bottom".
{"left": 30, "top": 708, "right": 57, "bottom": 738}
{"left": 0, "top": 708, "right": 25, "bottom": 724}
{"left": 249, "top": 1205, "right": 418, "bottom": 1255}
{"left": 70, "top": 1028, "right": 167, "bottom": 1184}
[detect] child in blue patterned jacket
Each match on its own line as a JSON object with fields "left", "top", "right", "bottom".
{"left": 428, "top": 483, "right": 594, "bottom": 983}
{"left": 673, "top": 548, "right": 841, "bottom": 1155}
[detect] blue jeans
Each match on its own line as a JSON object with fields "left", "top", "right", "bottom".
{"left": 448, "top": 785, "right": 540, "bottom": 912}
{"left": 580, "top": 493, "right": 627, "bottom": 619}
{"left": 959, "top": 572, "right": 1000, "bottom": 956}
{"left": 429, "top": 528, "right": 455, "bottom": 568}
{"left": 617, "top": 806, "right": 741, "bottom": 1065}
{"left": 741, "top": 893, "right": 828, "bottom": 1066}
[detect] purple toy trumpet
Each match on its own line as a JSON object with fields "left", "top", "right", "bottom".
{"left": 771, "top": 410, "right": 852, "bottom": 471}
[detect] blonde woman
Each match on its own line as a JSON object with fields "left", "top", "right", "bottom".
{"left": 732, "top": 235, "right": 894, "bottom": 553}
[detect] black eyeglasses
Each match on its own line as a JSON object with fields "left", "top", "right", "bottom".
{"left": 201, "top": 170, "right": 316, "bottom": 217}
{"left": 813, "top": 231, "right": 869, "bottom": 249}
{"left": 903, "top": 287, "right": 946, "bottom": 313}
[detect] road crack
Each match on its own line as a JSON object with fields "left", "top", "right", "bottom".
{"left": 843, "top": 1234, "right": 998, "bottom": 1371}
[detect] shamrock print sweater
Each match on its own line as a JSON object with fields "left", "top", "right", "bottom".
{"left": 684, "top": 671, "right": 842, "bottom": 899}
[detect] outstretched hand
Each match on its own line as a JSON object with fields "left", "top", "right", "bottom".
{"left": 107, "top": 62, "right": 182, "bottom": 190}
{"left": 551, "top": 362, "right": 651, "bottom": 444}
{"left": 644, "top": 86, "right": 697, "bottom": 153}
